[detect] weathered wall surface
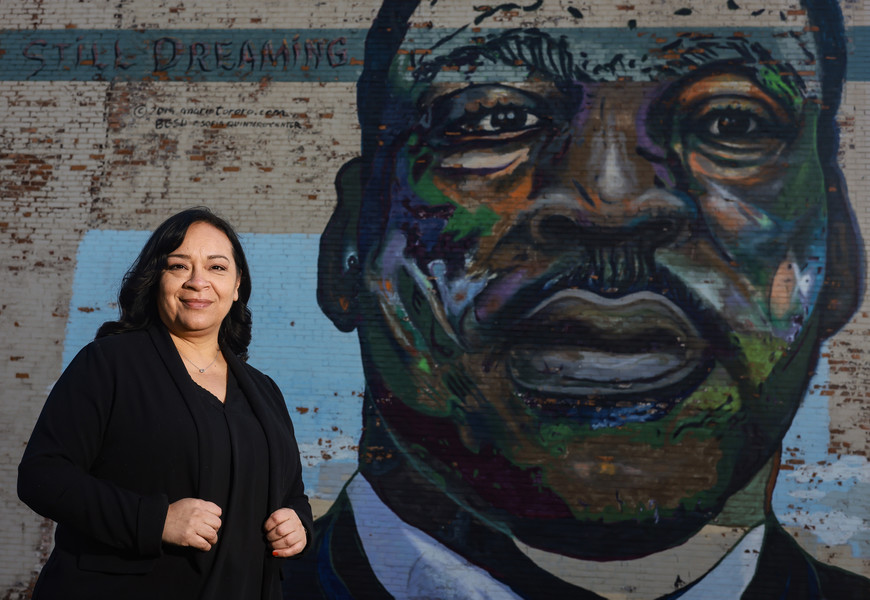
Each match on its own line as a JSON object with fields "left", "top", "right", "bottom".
{"left": 1, "top": 1, "right": 868, "bottom": 597}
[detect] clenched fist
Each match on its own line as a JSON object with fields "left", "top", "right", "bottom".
{"left": 264, "top": 508, "right": 307, "bottom": 558}
{"left": 162, "top": 498, "right": 223, "bottom": 552}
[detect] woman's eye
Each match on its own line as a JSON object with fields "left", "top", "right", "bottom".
{"left": 211, "top": 264, "right": 227, "bottom": 271}
{"left": 167, "top": 263, "right": 186, "bottom": 271}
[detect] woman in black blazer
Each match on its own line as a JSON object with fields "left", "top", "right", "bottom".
{"left": 18, "top": 208, "right": 313, "bottom": 599}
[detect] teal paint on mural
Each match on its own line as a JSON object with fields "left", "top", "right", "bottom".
{"left": 0, "top": 29, "right": 367, "bottom": 82}
{"left": 1, "top": 27, "right": 867, "bottom": 81}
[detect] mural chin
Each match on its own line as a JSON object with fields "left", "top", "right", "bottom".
{"left": 362, "top": 355, "right": 806, "bottom": 559}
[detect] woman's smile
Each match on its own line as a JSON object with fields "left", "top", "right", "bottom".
{"left": 181, "top": 298, "right": 215, "bottom": 309}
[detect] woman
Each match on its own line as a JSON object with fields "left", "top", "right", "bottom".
{"left": 18, "top": 207, "right": 313, "bottom": 599}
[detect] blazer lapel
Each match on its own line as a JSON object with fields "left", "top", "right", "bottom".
{"left": 146, "top": 325, "right": 219, "bottom": 573}
{"left": 224, "top": 348, "right": 287, "bottom": 511}
{"left": 147, "top": 325, "right": 217, "bottom": 496}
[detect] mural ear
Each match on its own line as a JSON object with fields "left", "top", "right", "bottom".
{"left": 818, "top": 186, "right": 864, "bottom": 337}
{"left": 317, "top": 158, "right": 365, "bottom": 332}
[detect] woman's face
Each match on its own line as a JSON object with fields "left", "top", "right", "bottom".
{"left": 157, "top": 221, "right": 241, "bottom": 342}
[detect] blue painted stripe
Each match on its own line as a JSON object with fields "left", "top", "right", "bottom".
{"left": 1, "top": 27, "right": 867, "bottom": 82}
{"left": 848, "top": 26, "right": 870, "bottom": 82}
{"left": 0, "top": 29, "right": 368, "bottom": 82}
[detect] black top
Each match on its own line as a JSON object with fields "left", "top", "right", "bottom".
{"left": 195, "top": 369, "right": 270, "bottom": 599}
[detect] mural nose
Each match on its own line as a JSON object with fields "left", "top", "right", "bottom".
{"left": 529, "top": 187, "right": 692, "bottom": 250}
{"left": 531, "top": 89, "right": 692, "bottom": 251}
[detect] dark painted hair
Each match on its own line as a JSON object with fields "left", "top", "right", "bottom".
{"left": 96, "top": 207, "right": 253, "bottom": 359}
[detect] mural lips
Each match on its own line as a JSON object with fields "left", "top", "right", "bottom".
{"left": 508, "top": 289, "right": 704, "bottom": 390}
{"left": 505, "top": 289, "right": 711, "bottom": 423}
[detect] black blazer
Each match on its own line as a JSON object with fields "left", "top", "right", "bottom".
{"left": 18, "top": 325, "right": 313, "bottom": 600}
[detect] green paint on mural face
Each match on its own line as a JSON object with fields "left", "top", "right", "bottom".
{"left": 403, "top": 146, "right": 453, "bottom": 207}
{"left": 758, "top": 65, "right": 804, "bottom": 115}
{"left": 388, "top": 52, "right": 417, "bottom": 101}
{"left": 442, "top": 205, "right": 500, "bottom": 240}
{"left": 402, "top": 143, "right": 500, "bottom": 239}
{"left": 775, "top": 107, "right": 825, "bottom": 219}
{"left": 735, "top": 334, "right": 790, "bottom": 381}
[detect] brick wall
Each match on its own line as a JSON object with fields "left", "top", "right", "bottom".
{"left": 2, "top": 1, "right": 868, "bottom": 596}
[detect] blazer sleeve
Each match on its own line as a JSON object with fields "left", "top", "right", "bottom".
{"left": 263, "top": 374, "right": 315, "bottom": 548}
{"left": 282, "top": 423, "right": 314, "bottom": 551}
{"left": 17, "top": 341, "right": 168, "bottom": 557}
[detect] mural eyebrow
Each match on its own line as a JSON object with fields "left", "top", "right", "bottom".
{"left": 650, "top": 35, "right": 807, "bottom": 100}
{"left": 411, "top": 29, "right": 584, "bottom": 86}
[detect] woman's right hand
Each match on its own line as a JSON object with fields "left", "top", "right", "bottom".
{"left": 162, "top": 498, "right": 223, "bottom": 551}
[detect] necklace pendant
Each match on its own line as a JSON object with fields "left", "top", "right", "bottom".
{"left": 179, "top": 349, "right": 218, "bottom": 374}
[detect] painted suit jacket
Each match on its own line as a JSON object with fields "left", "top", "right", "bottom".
{"left": 282, "top": 476, "right": 870, "bottom": 600}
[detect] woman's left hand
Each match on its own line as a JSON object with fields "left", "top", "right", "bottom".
{"left": 264, "top": 508, "right": 307, "bottom": 557}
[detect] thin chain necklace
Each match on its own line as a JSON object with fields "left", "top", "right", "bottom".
{"left": 179, "top": 349, "right": 220, "bottom": 374}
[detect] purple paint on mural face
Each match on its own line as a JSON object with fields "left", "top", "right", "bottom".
{"left": 318, "top": 0, "right": 860, "bottom": 558}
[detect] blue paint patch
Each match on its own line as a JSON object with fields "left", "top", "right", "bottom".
{"left": 771, "top": 348, "right": 870, "bottom": 557}
{"left": 65, "top": 230, "right": 364, "bottom": 499}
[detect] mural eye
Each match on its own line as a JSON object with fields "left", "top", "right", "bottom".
{"left": 423, "top": 85, "right": 554, "bottom": 147}
{"left": 466, "top": 106, "right": 541, "bottom": 134}
{"left": 683, "top": 96, "right": 793, "bottom": 156}
{"left": 706, "top": 110, "right": 757, "bottom": 138}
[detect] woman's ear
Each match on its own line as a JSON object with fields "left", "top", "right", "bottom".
{"left": 317, "top": 158, "right": 365, "bottom": 332}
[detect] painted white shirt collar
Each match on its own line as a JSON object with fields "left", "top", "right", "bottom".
{"left": 346, "top": 474, "right": 764, "bottom": 600}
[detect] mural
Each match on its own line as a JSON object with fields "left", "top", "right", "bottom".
{"left": 5, "top": 0, "right": 870, "bottom": 597}
{"left": 284, "top": 0, "right": 870, "bottom": 598}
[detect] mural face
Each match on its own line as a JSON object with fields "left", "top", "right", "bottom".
{"left": 308, "top": 2, "right": 867, "bottom": 594}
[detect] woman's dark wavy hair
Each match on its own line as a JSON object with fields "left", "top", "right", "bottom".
{"left": 95, "top": 207, "right": 253, "bottom": 359}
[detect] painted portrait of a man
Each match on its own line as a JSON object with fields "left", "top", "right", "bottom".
{"left": 287, "top": 0, "right": 870, "bottom": 597}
